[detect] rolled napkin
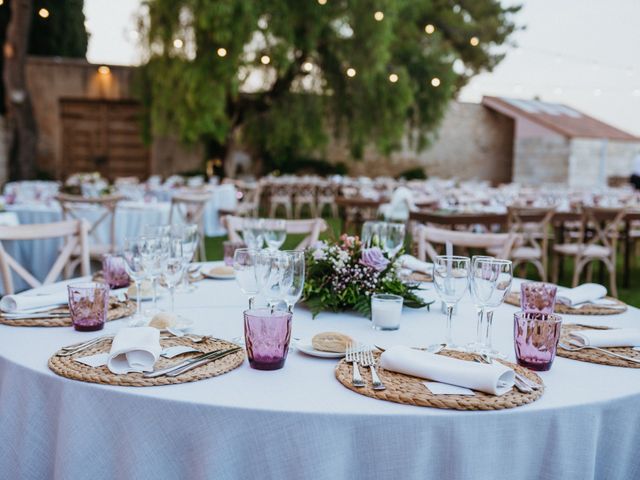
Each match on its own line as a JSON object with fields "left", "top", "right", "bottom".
{"left": 399, "top": 255, "right": 433, "bottom": 274}
{"left": 569, "top": 328, "right": 640, "bottom": 348}
{"left": 379, "top": 346, "right": 515, "bottom": 396}
{"left": 107, "top": 327, "right": 162, "bottom": 374}
{"left": 0, "top": 291, "right": 68, "bottom": 313}
{"left": 556, "top": 283, "right": 607, "bottom": 307}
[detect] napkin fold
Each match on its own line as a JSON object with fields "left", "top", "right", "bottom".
{"left": 379, "top": 346, "right": 515, "bottom": 396}
{"left": 0, "top": 291, "right": 68, "bottom": 313}
{"left": 400, "top": 255, "right": 433, "bottom": 274}
{"left": 556, "top": 283, "right": 607, "bottom": 307}
{"left": 569, "top": 328, "right": 640, "bottom": 348}
{"left": 107, "top": 327, "right": 162, "bottom": 374}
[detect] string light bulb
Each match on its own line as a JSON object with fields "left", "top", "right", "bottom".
{"left": 98, "top": 66, "right": 111, "bottom": 75}
{"left": 261, "top": 55, "right": 271, "bottom": 65}
{"left": 389, "top": 73, "right": 398, "bottom": 83}
{"left": 346, "top": 67, "right": 356, "bottom": 78}
{"left": 38, "top": 8, "right": 49, "bottom": 18}
{"left": 217, "top": 47, "right": 227, "bottom": 57}
{"left": 374, "top": 11, "right": 384, "bottom": 21}
{"left": 302, "top": 62, "right": 313, "bottom": 72}
{"left": 469, "top": 37, "right": 479, "bottom": 46}
{"left": 173, "top": 39, "right": 183, "bottom": 49}
{"left": 430, "top": 77, "right": 440, "bottom": 87}
{"left": 317, "top": 0, "right": 327, "bottom": 4}
{"left": 425, "top": 24, "right": 435, "bottom": 34}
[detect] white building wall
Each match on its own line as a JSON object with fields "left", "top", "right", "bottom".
{"left": 569, "top": 138, "right": 640, "bottom": 187}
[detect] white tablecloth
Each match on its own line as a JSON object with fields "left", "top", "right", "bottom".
{"left": 1, "top": 275, "right": 639, "bottom": 479}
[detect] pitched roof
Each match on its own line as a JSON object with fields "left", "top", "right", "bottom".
{"left": 482, "top": 96, "right": 639, "bottom": 141}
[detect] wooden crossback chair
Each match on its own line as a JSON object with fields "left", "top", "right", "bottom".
{"left": 552, "top": 207, "right": 626, "bottom": 297}
{"left": 222, "top": 215, "right": 328, "bottom": 251}
{"left": 0, "top": 220, "right": 90, "bottom": 295}
{"left": 169, "top": 192, "right": 212, "bottom": 261}
{"left": 56, "top": 193, "right": 124, "bottom": 261}
{"left": 416, "top": 224, "right": 520, "bottom": 263}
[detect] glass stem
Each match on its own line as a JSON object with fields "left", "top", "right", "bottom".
{"left": 170, "top": 287, "right": 175, "bottom": 313}
{"left": 135, "top": 280, "right": 142, "bottom": 316}
{"left": 484, "top": 310, "right": 495, "bottom": 350}
{"left": 249, "top": 296, "right": 254, "bottom": 309}
{"left": 445, "top": 304, "right": 454, "bottom": 346}
{"left": 475, "top": 307, "right": 485, "bottom": 346}
{"left": 152, "top": 277, "right": 158, "bottom": 310}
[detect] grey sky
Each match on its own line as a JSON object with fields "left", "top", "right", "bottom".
{"left": 84, "top": 0, "right": 640, "bottom": 135}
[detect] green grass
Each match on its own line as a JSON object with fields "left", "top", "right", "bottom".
{"left": 205, "top": 218, "right": 640, "bottom": 308}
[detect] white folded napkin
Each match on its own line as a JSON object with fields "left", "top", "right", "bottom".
{"left": 556, "top": 283, "right": 607, "bottom": 307}
{"left": 379, "top": 346, "right": 515, "bottom": 396}
{"left": 400, "top": 255, "right": 433, "bottom": 274}
{"left": 0, "top": 291, "right": 68, "bottom": 313}
{"left": 569, "top": 328, "right": 640, "bottom": 348}
{"left": 107, "top": 327, "right": 162, "bottom": 374}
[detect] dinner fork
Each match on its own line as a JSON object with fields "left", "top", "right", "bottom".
{"left": 346, "top": 343, "right": 365, "bottom": 388}
{"left": 360, "top": 347, "right": 386, "bottom": 390}
{"left": 559, "top": 341, "right": 640, "bottom": 364}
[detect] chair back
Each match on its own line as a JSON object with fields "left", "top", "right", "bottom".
{"left": 169, "top": 192, "right": 212, "bottom": 261}
{"left": 56, "top": 194, "right": 124, "bottom": 254}
{"left": 0, "top": 220, "right": 90, "bottom": 294}
{"left": 507, "top": 206, "right": 554, "bottom": 247}
{"left": 580, "top": 207, "right": 626, "bottom": 253}
{"left": 416, "top": 225, "right": 520, "bottom": 262}
{"left": 222, "top": 215, "right": 328, "bottom": 251}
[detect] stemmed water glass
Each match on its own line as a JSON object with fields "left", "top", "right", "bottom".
{"left": 161, "top": 239, "right": 186, "bottom": 316}
{"left": 381, "top": 223, "right": 406, "bottom": 256}
{"left": 138, "top": 234, "right": 170, "bottom": 315}
{"left": 467, "top": 255, "right": 494, "bottom": 352}
{"left": 361, "top": 221, "right": 383, "bottom": 247}
{"left": 122, "top": 237, "right": 147, "bottom": 326}
{"left": 478, "top": 258, "right": 513, "bottom": 358}
{"left": 233, "top": 248, "right": 259, "bottom": 308}
{"left": 279, "top": 250, "right": 305, "bottom": 312}
{"left": 242, "top": 218, "right": 264, "bottom": 250}
{"left": 263, "top": 219, "right": 287, "bottom": 251}
{"left": 172, "top": 224, "right": 198, "bottom": 292}
{"left": 432, "top": 255, "right": 470, "bottom": 349}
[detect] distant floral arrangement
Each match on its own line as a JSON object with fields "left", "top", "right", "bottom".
{"left": 302, "top": 234, "right": 426, "bottom": 318}
{"left": 62, "top": 172, "right": 112, "bottom": 197}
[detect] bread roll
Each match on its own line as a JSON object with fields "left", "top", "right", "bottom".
{"left": 149, "top": 312, "right": 177, "bottom": 329}
{"left": 312, "top": 332, "right": 353, "bottom": 353}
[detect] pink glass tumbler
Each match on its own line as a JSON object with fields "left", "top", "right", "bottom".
{"left": 520, "top": 282, "right": 557, "bottom": 314}
{"left": 68, "top": 282, "right": 110, "bottom": 332}
{"left": 244, "top": 308, "right": 293, "bottom": 370}
{"left": 102, "top": 254, "right": 130, "bottom": 289}
{"left": 514, "top": 311, "right": 562, "bottom": 371}
{"left": 223, "top": 241, "right": 246, "bottom": 266}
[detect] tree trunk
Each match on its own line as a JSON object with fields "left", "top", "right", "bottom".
{"left": 4, "top": 0, "right": 37, "bottom": 180}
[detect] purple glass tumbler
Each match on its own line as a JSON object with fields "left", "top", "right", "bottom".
{"left": 67, "top": 282, "right": 110, "bottom": 332}
{"left": 223, "top": 241, "right": 247, "bottom": 266}
{"left": 514, "top": 311, "right": 562, "bottom": 371}
{"left": 102, "top": 254, "right": 130, "bottom": 289}
{"left": 244, "top": 308, "right": 293, "bottom": 370}
{"left": 520, "top": 282, "right": 557, "bottom": 314}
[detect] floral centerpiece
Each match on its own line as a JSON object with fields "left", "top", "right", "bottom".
{"left": 302, "top": 234, "right": 426, "bottom": 318}
{"left": 62, "top": 172, "right": 113, "bottom": 197}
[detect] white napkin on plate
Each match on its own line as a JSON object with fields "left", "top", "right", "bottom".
{"left": 0, "top": 291, "right": 68, "bottom": 313}
{"left": 379, "top": 346, "right": 515, "bottom": 396}
{"left": 107, "top": 327, "right": 162, "bottom": 374}
{"left": 569, "top": 328, "right": 640, "bottom": 348}
{"left": 556, "top": 283, "right": 607, "bottom": 307}
{"left": 400, "top": 255, "right": 433, "bottom": 274}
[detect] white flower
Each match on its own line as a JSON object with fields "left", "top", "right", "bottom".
{"left": 312, "top": 249, "right": 327, "bottom": 261}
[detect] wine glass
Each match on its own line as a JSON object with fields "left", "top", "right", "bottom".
{"left": 233, "top": 248, "right": 259, "bottom": 308}
{"left": 242, "top": 218, "right": 264, "bottom": 250}
{"left": 480, "top": 259, "right": 513, "bottom": 358}
{"left": 263, "top": 219, "right": 287, "bottom": 251}
{"left": 172, "top": 224, "right": 198, "bottom": 293}
{"left": 122, "top": 237, "right": 147, "bottom": 326}
{"left": 467, "top": 255, "right": 494, "bottom": 352}
{"left": 280, "top": 250, "right": 305, "bottom": 312}
{"left": 432, "top": 255, "right": 470, "bottom": 349}
{"left": 142, "top": 224, "right": 171, "bottom": 237}
{"left": 138, "top": 234, "right": 170, "bottom": 315}
{"left": 161, "top": 239, "right": 186, "bottom": 316}
{"left": 381, "top": 223, "right": 405, "bottom": 256}
{"left": 361, "top": 221, "right": 383, "bottom": 247}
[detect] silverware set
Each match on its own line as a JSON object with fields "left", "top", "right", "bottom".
{"left": 346, "top": 343, "right": 385, "bottom": 390}
{"left": 475, "top": 353, "right": 541, "bottom": 393}
{"left": 144, "top": 347, "right": 242, "bottom": 378}
{"left": 559, "top": 340, "right": 640, "bottom": 364}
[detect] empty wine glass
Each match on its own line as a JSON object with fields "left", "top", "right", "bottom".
{"left": 233, "top": 248, "right": 259, "bottom": 308}
{"left": 263, "top": 219, "right": 287, "bottom": 251}
{"left": 361, "top": 221, "right": 383, "bottom": 247}
{"left": 479, "top": 258, "right": 513, "bottom": 358}
{"left": 138, "top": 234, "right": 170, "bottom": 315}
{"left": 161, "top": 239, "right": 185, "bottom": 315}
{"left": 467, "top": 255, "right": 494, "bottom": 352}
{"left": 142, "top": 224, "right": 171, "bottom": 237}
{"left": 242, "top": 218, "right": 264, "bottom": 250}
{"left": 280, "top": 250, "right": 305, "bottom": 312}
{"left": 173, "top": 224, "right": 198, "bottom": 293}
{"left": 432, "top": 255, "right": 470, "bottom": 349}
{"left": 122, "top": 237, "right": 147, "bottom": 326}
{"left": 381, "top": 223, "right": 406, "bottom": 256}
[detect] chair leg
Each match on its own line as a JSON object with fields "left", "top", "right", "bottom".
{"left": 606, "top": 258, "right": 618, "bottom": 298}
{"left": 269, "top": 203, "right": 276, "bottom": 218}
{"left": 572, "top": 257, "right": 585, "bottom": 288}
{"left": 552, "top": 253, "right": 560, "bottom": 284}
{"left": 586, "top": 262, "right": 593, "bottom": 283}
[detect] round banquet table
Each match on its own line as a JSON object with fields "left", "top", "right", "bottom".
{"left": 1, "top": 272, "right": 639, "bottom": 480}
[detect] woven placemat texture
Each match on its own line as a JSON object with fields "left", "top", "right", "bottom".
{"left": 505, "top": 292, "right": 626, "bottom": 315}
{"left": 0, "top": 298, "right": 136, "bottom": 327}
{"left": 335, "top": 350, "right": 544, "bottom": 411}
{"left": 557, "top": 325, "right": 640, "bottom": 368}
{"left": 49, "top": 336, "right": 244, "bottom": 386}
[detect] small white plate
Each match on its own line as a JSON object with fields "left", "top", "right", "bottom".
{"left": 202, "top": 263, "right": 235, "bottom": 280}
{"left": 296, "top": 340, "right": 345, "bottom": 359}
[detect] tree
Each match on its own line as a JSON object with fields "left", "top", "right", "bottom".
{"left": 2, "top": 0, "right": 88, "bottom": 180}
{"left": 141, "top": 0, "right": 520, "bottom": 173}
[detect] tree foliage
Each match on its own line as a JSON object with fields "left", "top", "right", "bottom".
{"left": 141, "top": 0, "right": 519, "bottom": 167}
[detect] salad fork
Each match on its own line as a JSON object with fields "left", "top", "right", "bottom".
{"left": 346, "top": 343, "right": 365, "bottom": 388}
{"left": 360, "top": 347, "right": 386, "bottom": 390}
{"left": 559, "top": 341, "right": 640, "bottom": 364}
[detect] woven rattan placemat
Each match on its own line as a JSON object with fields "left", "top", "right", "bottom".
{"left": 557, "top": 325, "right": 640, "bottom": 368}
{"left": 0, "top": 298, "right": 136, "bottom": 327}
{"left": 49, "top": 336, "right": 244, "bottom": 386}
{"left": 505, "top": 292, "right": 626, "bottom": 315}
{"left": 335, "top": 350, "right": 544, "bottom": 411}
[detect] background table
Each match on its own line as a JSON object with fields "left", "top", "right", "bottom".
{"left": 1, "top": 272, "right": 639, "bottom": 479}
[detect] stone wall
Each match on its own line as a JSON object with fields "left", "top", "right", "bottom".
{"left": 569, "top": 138, "right": 640, "bottom": 187}
{"left": 512, "top": 136, "right": 570, "bottom": 185}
